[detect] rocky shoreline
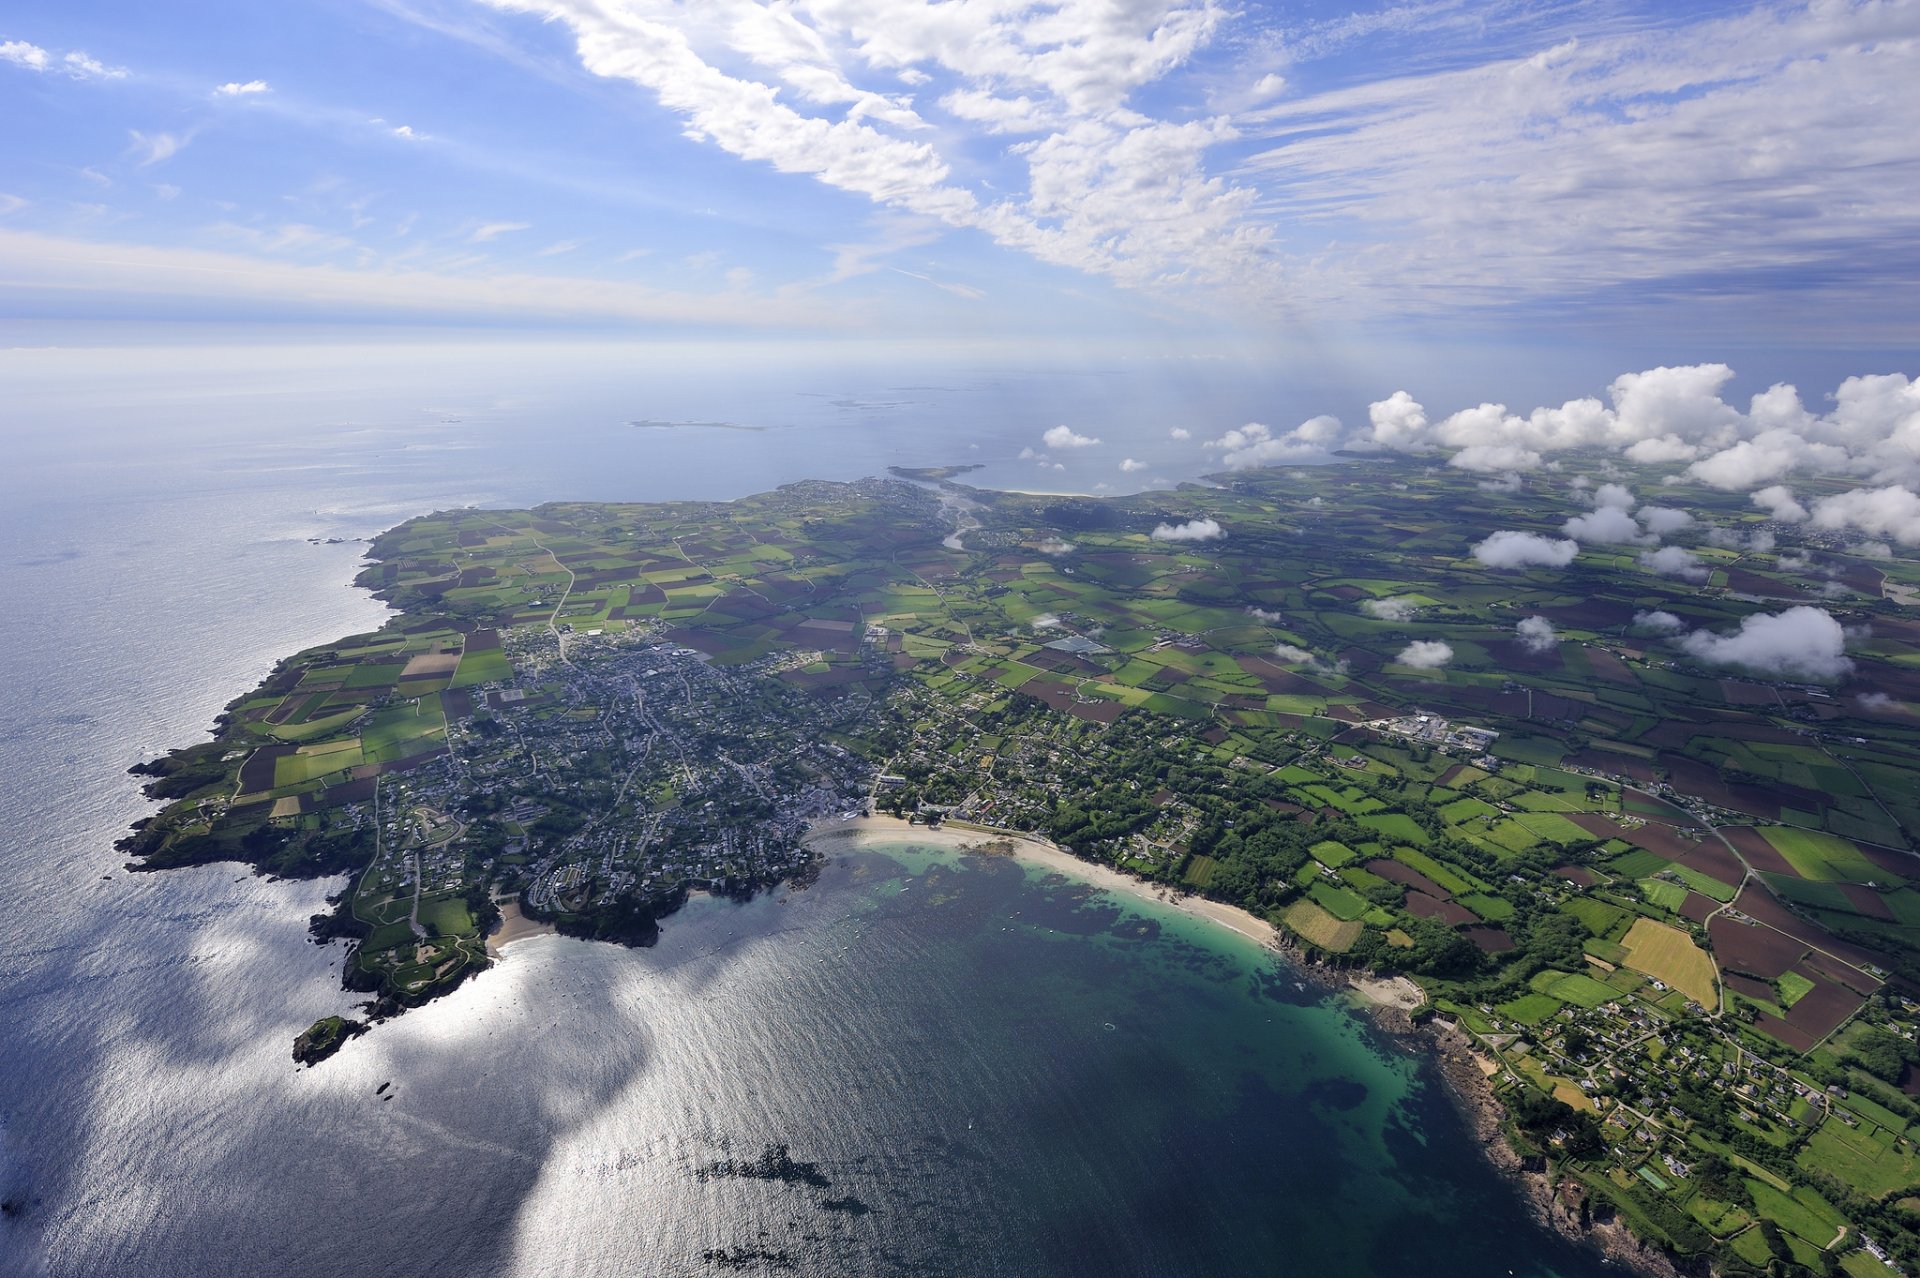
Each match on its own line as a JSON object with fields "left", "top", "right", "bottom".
{"left": 1281, "top": 946, "right": 1694, "bottom": 1278}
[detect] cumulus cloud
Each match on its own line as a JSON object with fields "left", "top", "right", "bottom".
{"left": 1632, "top": 610, "right": 1685, "bottom": 635}
{"left": 216, "top": 79, "right": 269, "bottom": 96}
{"left": 1472, "top": 530, "right": 1578, "bottom": 569}
{"left": 1247, "top": 607, "right": 1285, "bottom": 624}
{"left": 1169, "top": 427, "right": 1191, "bottom": 441}
{"left": 1851, "top": 541, "right": 1892, "bottom": 560}
{"left": 1150, "top": 517, "right": 1223, "bottom": 542}
{"left": 1360, "top": 596, "right": 1419, "bottom": 622}
{"left": 1751, "top": 485, "right": 1808, "bottom": 523}
{"left": 1858, "top": 692, "right": 1905, "bottom": 713}
{"left": 3, "top": 41, "right": 126, "bottom": 79}
{"left": 1205, "top": 415, "right": 1345, "bottom": 468}
{"left": 1638, "top": 546, "right": 1707, "bottom": 580}
{"left": 1477, "top": 471, "right": 1524, "bottom": 493}
{"left": 0, "top": 41, "right": 50, "bottom": 71}
{"left": 1516, "top": 616, "right": 1558, "bottom": 654}
{"left": 1592, "top": 483, "right": 1635, "bottom": 510}
{"left": 1348, "top": 366, "right": 1920, "bottom": 491}
{"left": 1043, "top": 424, "right": 1100, "bottom": 450}
{"left": 1036, "top": 536, "right": 1074, "bottom": 556}
{"left": 1563, "top": 504, "right": 1649, "bottom": 545}
{"left": 1810, "top": 486, "right": 1920, "bottom": 545}
{"left": 1637, "top": 506, "right": 1694, "bottom": 537}
{"left": 1396, "top": 640, "right": 1453, "bottom": 669}
{"left": 1271, "top": 643, "right": 1315, "bottom": 663}
{"left": 1679, "top": 607, "right": 1853, "bottom": 680}
{"left": 1119, "top": 457, "right": 1146, "bottom": 472}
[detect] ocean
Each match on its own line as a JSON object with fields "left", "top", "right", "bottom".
{"left": 0, "top": 341, "right": 1616, "bottom": 1276}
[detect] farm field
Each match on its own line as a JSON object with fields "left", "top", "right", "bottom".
{"left": 119, "top": 458, "right": 1920, "bottom": 1275}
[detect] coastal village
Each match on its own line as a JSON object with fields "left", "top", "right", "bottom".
{"left": 123, "top": 463, "right": 1920, "bottom": 1277}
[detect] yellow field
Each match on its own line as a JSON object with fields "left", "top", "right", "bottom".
{"left": 1283, "top": 899, "right": 1363, "bottom": 952}
{"left": 1620, "top": 918, "right": 1718, "bottom": 1006}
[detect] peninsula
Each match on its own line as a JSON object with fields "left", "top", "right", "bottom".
{"left": 122, "top": 460, "right": 1920, "bottom": 1275}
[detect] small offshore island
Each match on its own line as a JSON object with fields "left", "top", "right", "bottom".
{"left": 122, "top": 459, "right": 1920, "bottom": 1276}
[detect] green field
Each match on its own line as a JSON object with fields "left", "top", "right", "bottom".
{"left": 1760, "top": 828, "right": 1884, "bottom": 884}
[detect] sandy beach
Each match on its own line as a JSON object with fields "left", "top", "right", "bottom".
{"left": 486, "top": 898, "right": 556, "bottom": 956}
{"left": 805, "top": 814, "right": 1281, "bottom": 951}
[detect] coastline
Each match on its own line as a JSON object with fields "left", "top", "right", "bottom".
{"left": 807, "top": 815, "right": 1680, "bottom": 1278}
{"left": 804, "top": 815, "right": 1281, "bottom": 951}
{"left": 486, "top": 898, "right": 557, "bottom": 956}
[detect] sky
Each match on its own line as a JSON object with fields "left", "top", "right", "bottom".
{"left": 3, "top": 0, "right": 1918, "bottom": 368}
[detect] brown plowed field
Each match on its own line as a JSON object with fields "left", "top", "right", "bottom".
{"left": 1465, "top": 926, "right": 1515, "bottom": 953}
{"left": 1405, "top": 891, "right": 1478, "bottom": 926}
{"left": 1722, "top": 827, "right": 1797, "bottom": 875}
{"left": 1680, "top": 892, "right": 1719, "bottom": 923}
{"left": 1708, "top": 915, "right": 1801, "bottom": 979}
{"left": 1368, "top": 860, "right": 1448, "bottom": 898}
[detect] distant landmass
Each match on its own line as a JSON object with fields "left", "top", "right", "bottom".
{"left": 120, "top": 458, "right": 1920, "bottom": 1274}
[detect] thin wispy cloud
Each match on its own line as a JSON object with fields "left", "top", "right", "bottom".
{"left": 469, "top": 220, "right": 530, "bottom": 243}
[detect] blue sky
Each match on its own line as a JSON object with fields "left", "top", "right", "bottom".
{"left": 3, "top": 0, "right": 1918, "bottom": 360}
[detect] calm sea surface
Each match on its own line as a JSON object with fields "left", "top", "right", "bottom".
{"left": 0, "top": 343, "right": 1615, "bottom": 1276}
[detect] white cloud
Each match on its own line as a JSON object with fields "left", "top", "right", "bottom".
{"left": 215, "top": 80, "right": 270, "bottom": 96}
{"left": 1858, "top": 692, "right": 1904, "bottom": 713}
{"left": 1471, "top": 530, "right": 1578, "bottom": 569}
{"left": 1477, "top": 471, "right": 1524, "bottom": 493}
{"left": 1119, "top": 457, "right": 1146, "bottom": 472}
{"left": 1516, "top": 616, "right": 1557, "bottom": 654}
{"left": 1592, "top": 483, "right": 1635, "bottom": 510}
{"left": 61, "top": 51, "right": 125, "bottom": 80}
{"left": 470, "top": 221, "right": 531, "bottom": 243}
{"left": 1851, "top": 541, "right": 1892, "bottom": 560}
{"left": 390, "top": 124, "right": 423, "bottom": 140}
{"left": 1206, "top": 415, "right": 1345, "bottom": 468}
{"left": 1810, "top": 486, "right": 1920, "bottom": 545}
{"left": 1638, "top": 545, "right": 1707, "bottom": 580}
{"left": 1395, "top": 640, "right": 1453, "bottom": 669}
{"left": 1751, "top": 485, "right": 1808, "bottom": 522}
{"left": 1271, "top": 643, "right": 1314, "bottom": 663}
{"left": 1169, "top": 427, "right": 1191, "bottom": 441}
{"left": 1036, "top": 537, "right": 1074, "bottom": 556}
{"left": 1680, "top": 607, "right": 1853, "bottom": 680}
{"left": 476, "top": 0, "right": 1271, "bottom": 305}
{"left": 1350, "top": 366, "right": 1920, "bottom": 492}
{"left": 127, "top": 131, "right": 184, "bottom": 167}
{"left": 7, "top": 42, "right": 127, "bottom": 79}
{"left": 1632, "top": 609, "right": 1685, "bottom": 635}
{"left": 1241, "top": 7, "right": 1920, "bottom": 320}
{"left": 1636, "top": 505, "right": 1694, "bottom": 536}
{"left": 0, "top": 41, "right": 50, "bottom": 71}
{"left": 1043, "top": 424, "right": 1100, "bottom": 450}
{"left": 1360, "top": 596, "right": 1419, "bottom": 622}
{"left": 1563, "top": 504, "right": 1648, "bottom": 546}
{"left": 1150, "top": 517, "right": 1223, "bottom": 542}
